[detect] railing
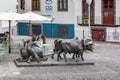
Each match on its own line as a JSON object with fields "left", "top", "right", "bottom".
{"left": 77, "top": 16, "right": 120, "bottom": 25}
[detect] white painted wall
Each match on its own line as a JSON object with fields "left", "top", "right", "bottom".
{"left": 75, "top": 26, "right": 89, "bottom": 40}
{"left": 74, "top": 0, "right": 82, "bottom": 28}
{"left": 18, "top": 0, "right": 75, "bottom": 24}
{"left": 106, "top": 27, "right": 120, "bottom": 42}
{"left": 115, "top": 0, "right": 120, "bottom": 25}
{"left": 51, "top": 0, "right": 74, "bottom": 24}
{"left": 94, "top": 0, "right": 102, "bottom": 24}
{"left": 74, "top": 0, "right": 82, "bottom": 39}
{"left": 17, "top": 0, "right": 33, "bottom": 13}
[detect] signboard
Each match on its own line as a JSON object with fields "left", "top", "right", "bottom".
{"left": 46, "top": 0, "right": 52, "bottom": 4}
{"left": 45, "top": 0, "right": 53, "bottom": 14}
{"left": 45, "top": 5, "right": 52, "bottom": 12}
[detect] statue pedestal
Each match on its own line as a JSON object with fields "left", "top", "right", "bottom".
{"left": 14, "top": 56, "right": 94, "bottom": 67}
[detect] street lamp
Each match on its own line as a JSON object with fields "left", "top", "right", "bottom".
{"left": 86, "top": 0, "right": 92, "bottom": 39}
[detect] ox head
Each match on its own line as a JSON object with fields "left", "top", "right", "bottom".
{"left": 53, "top": 39, "right": 63, "bottom": 52}
{"left": 82, "top": 38, "right": 94, "bottom": 52}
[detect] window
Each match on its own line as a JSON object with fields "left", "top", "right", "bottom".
{"left": 20, "top": 0, "right": 25, "bottom": 9}
{"left": 58, "top": 0, "right": 68, "bottom": 11}
{"left": 82, "top": 0, "right": 94, "bottom": 24}
{"left": 58, "top": 26, "right": 68, "bottom": 38}
{"left": 32, "top": 0, "right": 40, "bottom": 11}
{"left": 102, "top": 0, "right": 115, "bottom": 24}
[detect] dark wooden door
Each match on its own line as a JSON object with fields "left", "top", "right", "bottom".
{"left": 32, "top": 24, "right": 41, "bottom": 35}
{"left": 92, "top": 29, "right": 105, "bottom": 42}
{"left": 18, "top": 22, "right": 29, "bottom": 36}
{"left": 58, "top": 26, "right": 68, "bottom": 39}
{"left": 103, "top": 0, "right": 114, "bottom": 24}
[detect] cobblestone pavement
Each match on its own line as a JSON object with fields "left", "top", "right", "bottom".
{"left": 0, "top": 39, "right": 120, "bottom": 80}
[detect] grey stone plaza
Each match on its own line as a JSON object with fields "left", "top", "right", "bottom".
{"left": 0, "top": 39, "right": 120, "bottom": 80}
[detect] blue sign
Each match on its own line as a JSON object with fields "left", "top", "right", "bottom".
{"left": 46, "top": 0, "right": 52, "bottom": 4}
{"left": 45, "top": 5, "right": 53, "bottom": 11}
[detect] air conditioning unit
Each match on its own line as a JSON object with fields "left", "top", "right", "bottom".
{"left": 83, "top": 19, "right": 88, "bottom": 24}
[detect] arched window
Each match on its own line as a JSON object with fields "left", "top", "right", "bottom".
{"left": 32, "top": 0, "right": 40, "bottom": 11}
{"left": 57, "top": 0, "right": 68, "bottom": 11}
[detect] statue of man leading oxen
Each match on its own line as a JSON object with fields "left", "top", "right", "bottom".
{"left": 19, "top": 35, "right": 93, "bottom": 63}
{"left": 20, "top": 34, "right": 47, "bottom": 63}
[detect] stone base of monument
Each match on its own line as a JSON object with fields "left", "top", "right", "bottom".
{"left": 14, "top": 56, "right": 94, "bottom": 67}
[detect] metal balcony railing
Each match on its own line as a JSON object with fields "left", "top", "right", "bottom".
{"left": 77, "top": 16, "right": 120, "bottom": 25}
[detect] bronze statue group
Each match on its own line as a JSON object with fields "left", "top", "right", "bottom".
{"left": 20, "top": 33, "right": 94, "bottom": 63}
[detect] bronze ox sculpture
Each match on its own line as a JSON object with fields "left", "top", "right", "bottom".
{"left": 51, "top": 38, "right": 93, "bottom": 62}
{"left": 20, "top": 34, "right": 47, "bottom": 63}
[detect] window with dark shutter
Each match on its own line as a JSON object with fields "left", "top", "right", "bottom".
{"left": 32, "top": 0, "right": 40, "bottom": 11}
{"left": 20, "top": 0, "right": 25, "bottom": 9}
{"left": 82, "top": 0, "right": 94, "bottom": 24}
{"left": 57, "top": 0, "right": 68, "bottom": 11}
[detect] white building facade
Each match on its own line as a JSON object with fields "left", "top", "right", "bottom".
{"left": 17, "top": 0, "right": 74, "bottom": 38}
{"left": 17, "top": 0, "right": 120, "bottom": 42}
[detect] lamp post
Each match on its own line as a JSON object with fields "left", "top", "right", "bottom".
{"left": 86, "top": 0, "right": 92, "bottom": 39}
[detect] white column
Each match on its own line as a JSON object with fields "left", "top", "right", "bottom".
{"left": 88, "top": 3, "right": 91, "bottom": 38}
{"left": 86, "top": 0, "right": 92, "bottom": 39}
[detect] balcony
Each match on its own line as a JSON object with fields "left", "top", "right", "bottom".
{"left": 77, "top": 16, "right": 120, "bottom": 27}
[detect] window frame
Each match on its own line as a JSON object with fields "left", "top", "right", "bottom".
{"left": 32, "top": 0, "right": 40, "bottom": 11}
{"left": 82, "top": 0, "right": 94, "bottom": 24}
{"left": 57, "top": 0, "right": 68, "bottom": 11}
{"left": 20, "top": 0, "right": 25, "bottom": 10}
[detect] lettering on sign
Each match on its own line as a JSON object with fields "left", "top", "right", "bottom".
{"left": 46, "top": 0, "right": 52, "bottom": 4}
{"left": 45, "top": 5, "right": 52, "bottom": 11}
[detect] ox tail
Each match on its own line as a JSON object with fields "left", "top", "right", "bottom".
{"left": 81, "top": 39, "right": 86, "bottom": 51}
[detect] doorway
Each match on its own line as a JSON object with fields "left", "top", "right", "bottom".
{"left": 103, "top": 0, "right": 115, "bottom": 24}
{"left": 32, "top": 24, "right": 41, "bottom": 35}
{"left": 58, "top": 26, "right": 68, "bottom": 39}
{"left": 92, "top": 29, "right": 106, "bottom": 42}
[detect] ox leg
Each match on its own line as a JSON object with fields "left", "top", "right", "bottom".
{"left": 27, "top": 55, "right": 33, "bottom": 63}
{"left": 63, "top": 52, "right": 67, "bottom": 62}
{"left": 57, "top": 53, "right": 60, "bottom": 61}
{"left": 75, "top": 52, "right": 79, "bottom": 62}
{"left": 51, "top": 53, "right": 54, "bottom": 59}
{"left": 51, "top": 49, "right": 55, "bottom": 59}
{"left": 90, "top": 44, "right": 94, "bottom": 52}
{"left": 29, "top": 49, "right": 40, "bottom": 63}
{"left": 72, "top": 53, "right": 75, "bottom": 59}
{"left": 57, "top": 50, "right": 63, "bottom": 61}
{"left": 80, "top": 50, "right": 84, "bottom": 61}
{"left": 34, "top": 52, "right": 40, "bottom": 63}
